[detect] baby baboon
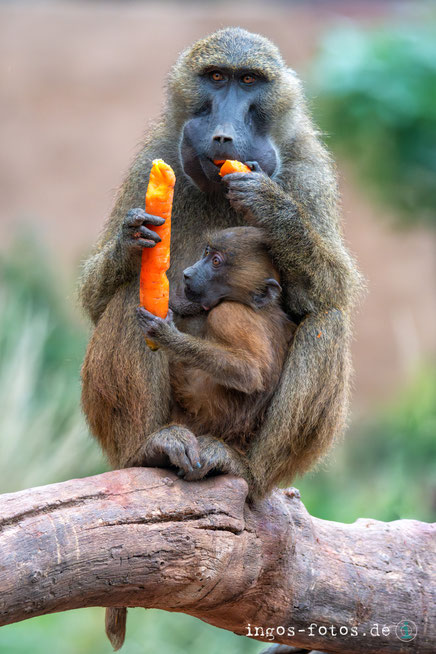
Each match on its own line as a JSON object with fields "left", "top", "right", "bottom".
{"left": 133, "top": 227, "right": 296, "bottom": 483}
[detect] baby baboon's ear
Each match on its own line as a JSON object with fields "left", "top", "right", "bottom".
{"left": 252, "top": 278, "right": 282, "bottom": 308}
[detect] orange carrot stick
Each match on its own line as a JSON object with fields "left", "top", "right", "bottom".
{"left": 216, "top": 159, "right": 251, "bottom": 176}
{"left": 139, "top": 159, "right": 176, "bottom": 349}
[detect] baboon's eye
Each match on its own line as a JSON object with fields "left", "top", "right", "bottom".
{"left": 211, "top": 254, "right": 223, "bottom": 268}
{"left": 210, "top": 71, "right": 224, "bottom": 82}
{"left": 241, "top": 74, "right": 256, "bottom": 85}
{"left": 204, "top": 246, "right": 210, "bottom": 257}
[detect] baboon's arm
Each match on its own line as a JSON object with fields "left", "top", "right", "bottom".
{"left": 224, "top": 160, "right": 360, "bottom": 315}
{"left": 136, "top": 309, "right": 265, "bottom": 394}
{"left": 247, "top": 309, "right": 349, "bottom": 498}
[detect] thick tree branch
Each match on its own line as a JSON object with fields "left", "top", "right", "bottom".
{"left": 0, "top": 468, "right": 434, "bottom": 653}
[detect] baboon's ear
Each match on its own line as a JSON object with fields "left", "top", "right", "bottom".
{"left": 252, "top": 278, "right": 282, "bottom": 308}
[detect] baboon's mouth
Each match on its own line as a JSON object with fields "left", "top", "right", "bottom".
{"left": 201, "top": 158, "right": 226, "bottom": 179}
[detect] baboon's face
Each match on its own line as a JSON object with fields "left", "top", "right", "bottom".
{"left": 182, "top": 228, "right": 282, "bottom": 311}
{"left": 180, "top": 68, "right": 278, "bottom": 193}
{"left": 183, "top": 244, "right": 231, "bottom": 311}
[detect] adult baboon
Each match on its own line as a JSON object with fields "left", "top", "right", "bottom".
{"left": 81, "top": 24, "right": 361, "bottom": 498}
{"left": 80, "top": 27, "right": 361, "bottom": 649}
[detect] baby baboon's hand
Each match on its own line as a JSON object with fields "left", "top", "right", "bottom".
{"left": 136, "top": 307, "right": 174, "bottom": 342}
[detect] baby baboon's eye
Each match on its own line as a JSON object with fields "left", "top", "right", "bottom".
{"left": 211, "top": 254, "right": 223, "bottom": 268}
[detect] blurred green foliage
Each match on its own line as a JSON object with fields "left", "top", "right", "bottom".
{"left": 0, "top": 234, "right": 105, "bottom": 492}
{"left": 311, "top": 25, "right": 436, "bottom": 227}
{"left": 0, "top": 240, "right": 434, "bottom": 652}
{"left": 298, "top": 366, "right": 436, "bottom": 524}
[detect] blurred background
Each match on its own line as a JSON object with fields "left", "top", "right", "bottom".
{"left": 0, "top": 1, "right": 435, "bottom": 652}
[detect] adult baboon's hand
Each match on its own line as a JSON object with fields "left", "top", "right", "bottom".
{"left": 118, "top": 208, "right": 165, "bottom": 257}
{"left": 223, "top": 163, "right": 277, "bottom": 217}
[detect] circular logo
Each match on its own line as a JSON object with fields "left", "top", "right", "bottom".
{"left": 396, "top": 620, "right": 417, "bottom": 642}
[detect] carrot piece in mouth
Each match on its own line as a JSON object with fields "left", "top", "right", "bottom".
{"left": 217, "top": 160, "right": 252, "bottom": 176}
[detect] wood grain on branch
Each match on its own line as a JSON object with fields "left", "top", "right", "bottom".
{"left": 0, "top": 468, "right": 434, "bottom": 653}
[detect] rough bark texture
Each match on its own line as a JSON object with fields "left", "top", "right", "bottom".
{"left": 0, "top": 468, "right": 434, "bottom": 653}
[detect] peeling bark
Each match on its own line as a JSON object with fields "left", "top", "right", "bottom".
{"left": 0, "top": 468, "right": 434, "bottom": 653}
